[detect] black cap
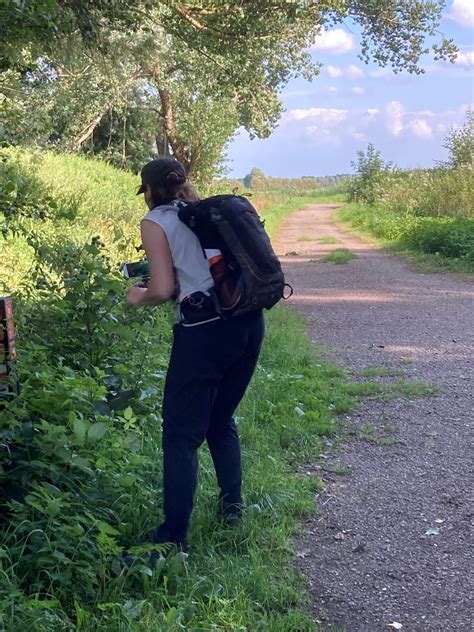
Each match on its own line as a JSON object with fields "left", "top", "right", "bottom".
{"left": 136, "top": 158, "right": 187, "bottom": 195}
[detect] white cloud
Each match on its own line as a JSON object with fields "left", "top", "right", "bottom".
{"left": 283, "top": 107, "right": 350, "bottom": 144}
{"left": 352, "top": 86, "right": 366, "bottom": 95}
{"left": 286, "top": 108, "right": 348, "bottom": 125}
{"left": 384, "top": 103, "right": 470, "bottom": 140}
{"left": 454, "top": 50, "right": 474, "bottom": 68}
{"left": 351, "top": 131, "right": 368, "bottom": 141}
{"left": 448, "top": 0, "right": 474, "bottom": 27}
{"left": 327, "top": 65, "right": 343, "bottom": 78}
{"left": 311, "top": 28, "right": 355, "bottom": 54}
{"left": 386, "top": 101, "right": 404, "bottom": 136}
{"left": 347, "top": 64, "right": 365, "bottom": 79}
{"left": 326, "top": 64, "right": 365, "bottom": 78}
{"left": 406, "top": 119, "right": 433, "bottom": 138}
{"left": 279, "top": 103, "right": 470, "bottom": 147}
{"left": 369, "top": 68, "right": 396, "bottom": 79}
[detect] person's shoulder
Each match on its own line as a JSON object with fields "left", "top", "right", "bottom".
{"left": 144, "top": 204, "right": 173, "bottom": 220}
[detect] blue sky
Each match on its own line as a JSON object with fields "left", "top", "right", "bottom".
{"left": 226, "top": 0, "right": 473, "bottom": 178}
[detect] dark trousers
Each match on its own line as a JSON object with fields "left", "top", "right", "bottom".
{"left": 159, "top": 310, "right": 265, "bottom": 543}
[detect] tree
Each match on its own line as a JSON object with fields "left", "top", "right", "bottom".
{"left": 349, "top": 143, "right": 393, "bottom": 203}
{"left": 0, "top": 1, "right": 458, "bottom": 181}
{"left": 440, "top": 109, "right": 474, "bottom": 169}
{"left": 243, "top": 168, "right": 267, "bottom": 188}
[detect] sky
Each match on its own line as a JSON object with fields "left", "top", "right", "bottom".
{"left": 226, "top": 0, "right": 474, "bottom": 178}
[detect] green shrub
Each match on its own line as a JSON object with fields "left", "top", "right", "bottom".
{"left": 0, "top": 148, "right": 349, "bottom": 630}
{"left": 340, "top": 203, "right": 474, "bottom": 268}
{"left": 401, "top": 216, "right": 474, "bottom": 261}
{"left": 377, "top": 168, "right": 473, "bottom": 218}
{"left": 348, "top": 143, "right": 393, "bottom": 204}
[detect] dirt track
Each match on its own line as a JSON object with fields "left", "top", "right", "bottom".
{"left": 276, "top": 204, "right": 474, "bottom": 632}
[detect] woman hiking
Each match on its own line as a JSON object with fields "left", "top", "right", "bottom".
{"left": 126, "top": 158, "right": 265, "bottom": 556}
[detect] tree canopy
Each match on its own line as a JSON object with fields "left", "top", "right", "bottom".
{"left": 0, "top": 1, "right": 457, "bottom": 181}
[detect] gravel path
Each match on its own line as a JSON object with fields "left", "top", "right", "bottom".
{"left": 275, "top": 204, "right": 474, "bottom": 632}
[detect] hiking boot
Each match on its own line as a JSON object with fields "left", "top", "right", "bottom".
{"left": 217, "top": 498, "right": 243, "bottom": 527}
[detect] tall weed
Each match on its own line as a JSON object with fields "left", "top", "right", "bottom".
{"left": 343, "top": 155, "right": 473, "bottom": 269}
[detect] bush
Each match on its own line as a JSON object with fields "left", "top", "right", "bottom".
{"left": 340, "top": 203, "right": 474, "bottom": 268}
{"left": 377, "top": 168, "right": 473, "bottom": 218}
{"left": 348, "top": 143, "right": 393, "bottom": 204}
{"left": 439, "top": 108, "right": 474, "bottom": 169}
{"left": 401, "top": 216, "right": 474, "bottom": 261}
{"left": 0, "top": 147, "right": 347, "bottom": 629}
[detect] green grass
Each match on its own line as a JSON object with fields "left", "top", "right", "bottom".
{"left": 298, "top": 235, "right": 315, "bottom": 242}
{"left": 338, "top": 203, "right": 474, "bottom": 274}
{"left": 391, "top": 380, "right": 441, "bottom": 398}
{"left": 359, "top": 430, "right": 399, "bottom": 446}
{"left": 320, "top": 248, "right": 357, "bottom": 264}
{"left": 0, "top": 149, "right": 353, "bottom": 630}
{"left": 344, "top": 378, "right": 439, "bottom": 402}
{"left": 318, "top": 236, "right": 342, "bottom": 244}
{"left": 344, "top": 381, "right": 385, "bottom": 397}
{"left": 325, "top": 464, "right": 352, "bottom": 475}
{"left": 0, "top": 308, "right": 353, "bottom": 632}
{"left": 361, "top": 367, "right": 406, "bottom": 377}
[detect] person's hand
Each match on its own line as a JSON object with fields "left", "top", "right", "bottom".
{"left": 126, "top": 285, "right": 146, "bottom": 306}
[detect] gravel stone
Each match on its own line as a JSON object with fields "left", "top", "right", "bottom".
{"left": 276, "top": 204, "right": 474, "bottom": 632}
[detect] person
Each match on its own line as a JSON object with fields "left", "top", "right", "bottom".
{"left": 126, "top": 158, "right": 265, "bottom": 552}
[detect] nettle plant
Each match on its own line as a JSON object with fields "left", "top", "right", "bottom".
{"left": 0, "top": 224, "right": 173, "bottom": 600}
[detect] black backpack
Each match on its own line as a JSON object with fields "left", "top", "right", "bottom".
{"left": 178, "top": 195, "right": 291, "bottom": 317}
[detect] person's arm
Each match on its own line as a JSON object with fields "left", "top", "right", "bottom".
{"left": 126, "top": 220, "right": 176, "bottom": 307}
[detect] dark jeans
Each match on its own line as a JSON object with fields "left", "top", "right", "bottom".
{"left": 158, "top": 310, "right": 265, "bottom": 543}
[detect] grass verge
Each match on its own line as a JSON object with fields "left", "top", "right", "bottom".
{"left": 0, "top": 306, "right": 354, "bottom": 632}
{"left": 337, "top": 203, "right": 474, "bottom": 274}
{"left": 0, "top": 151, "right": 352, "bottom": 631}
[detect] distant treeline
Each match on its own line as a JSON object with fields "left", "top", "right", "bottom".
{"left": 215, "top": 168, "right": 351, "bottom": 192}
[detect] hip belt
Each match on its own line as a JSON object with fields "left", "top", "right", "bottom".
{"left": 179, "top": 291, "right": 221, "bottom": 327}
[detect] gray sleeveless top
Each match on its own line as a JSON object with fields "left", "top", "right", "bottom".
{"left": 142, "top": 201, "right": 213, "bottom": 311}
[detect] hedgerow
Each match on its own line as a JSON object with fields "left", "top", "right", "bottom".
{"left": 342, "top": 141, "right": 473, "bottom": 270}
{"left": 0, "top": 148, "right": 349, "bottom": 630}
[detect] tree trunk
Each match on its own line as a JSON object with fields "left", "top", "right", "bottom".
{"left": 157, "top": 87, "right": 193, "bottom": 174}
{"left": 72, "top": 111, "right": 106, "bottom": 151}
